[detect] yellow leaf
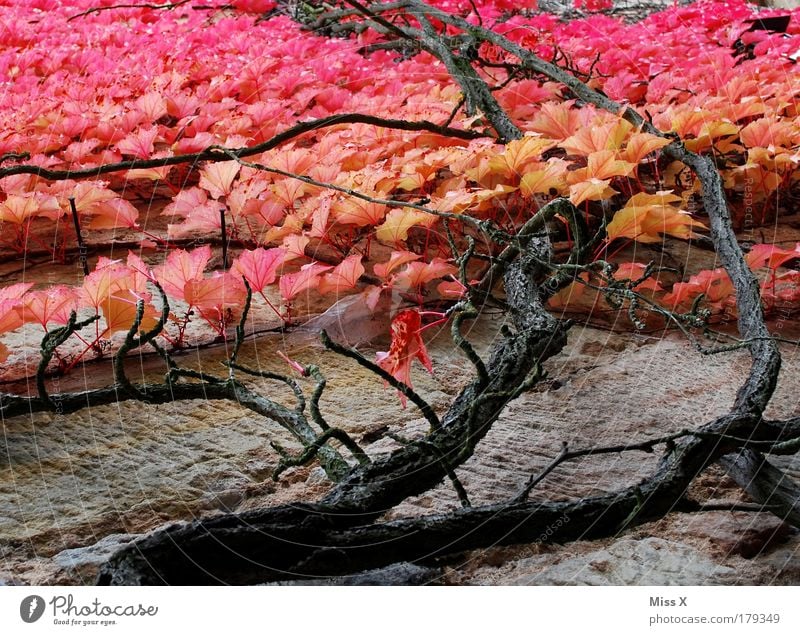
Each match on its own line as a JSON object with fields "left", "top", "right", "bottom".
{"left": 560, "top": 119, "right": 633, "bottom": 156}
{"left": 606, "top": 191, "right": 705, "bottom": 243}
{"left": 519, "top": 159, "right": 568, "bottom": 197}
{"left": 375, "top": 209, "right": 434, "bottom": 243}
{"left": 487, "top": 135, "right": 555, "bottom": 179}
{"left": 568, "top": 179, "right": 618, "bottom": 206}
{"left": 622, "top": 132, "right": 671, "bottom": 164}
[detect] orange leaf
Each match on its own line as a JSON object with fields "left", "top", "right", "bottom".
{"left": 331, "top": 197, "right": 387, "bottom": 227}
{"left": 84, "top": 198, "right": 139, "bottom": 229}
{"left": 528, "top": 101, "right": 581, "bottom": 140}
{"left": 519, "top": 159, "right": 568, "bottom": 197}
{"left": 487, "top": 135, "right": 555, "bottom": 179}
{"left": 584, "top": 150, "right": 637, "bottom": 180}
{"left": 0, "top": 195, "right": 47, "bottom": 224}
{"left": 81, "top": 261, "right": 134, "bottom": 310}
{"left": 739, "top": 117, "right": 794, "bottom": 149}
{"left": 100, "top": 290, "right": 158, "bottom": 337}
{"left": 606, "top": 191, "right": 702, "bottom": 244}
{"left": 199, "top": 161, "right": 240, "bottom": 199}
{"left": 429, "top": 185, "right": 515, "bottom": 214}
{"left": 317, "top": 254, "right": 365, "bottom": 295}
{"left": 560, "top": 119, "right": 633, "bottom": 156}
{"left": 622, "top": 132, "right": 671, "bottom": 164}
{"left": 269, "top": 178, "right": 307, "bottom": 205}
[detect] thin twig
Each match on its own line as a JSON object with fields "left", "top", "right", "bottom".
{"left": 0, "top": 113, "right": 484, "bottom": 181}
{"left": 320, "top": 329, "right": 441, "bottom": 431}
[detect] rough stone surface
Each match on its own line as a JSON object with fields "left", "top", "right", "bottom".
{"left": 489, "top": 537, "right": 738, "bottom": 585}
{"left": 266, "top": 563, "right": 442, "bottom": 586}
{"left": 2, "top": 312, "right": 799, "bottom": 584}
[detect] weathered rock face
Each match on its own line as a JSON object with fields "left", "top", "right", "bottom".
{"left": 1, "top": 312, "right": 798, "bottom": 585}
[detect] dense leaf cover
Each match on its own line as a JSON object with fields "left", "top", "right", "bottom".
{"left": 1, "top": 0, "right": 799, "bottom": 389}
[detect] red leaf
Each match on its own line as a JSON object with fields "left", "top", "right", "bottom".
{"left": 376, "top": 309, "right": 433, "bottom": 406}
{"left": 745, "top": 243, "right": 799, "bottom": 271}
{"left": 613, "top": 262, "right": 664, "bottom": 292}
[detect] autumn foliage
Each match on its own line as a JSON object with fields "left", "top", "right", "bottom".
{"left": 1, "top": 0, "right": 800, "bottom": 392}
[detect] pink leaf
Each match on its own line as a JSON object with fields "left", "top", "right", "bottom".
{"left": 232, "top": 247, "right": 287, "bottom": 293}
{"left": 279, "top": 262, "right": 332, "bottom": 302}
{"left": 22, "top": 286, "right": 79, "bottom": 328}
{"left": 84, "top": 198, "right": 139, "bottom": 229}
{"left": 393, "top": 258, "right": 458, "bottom": 290}
{"left": 0, "top": 282, "right": 33, "bottom": 334}
{"left": 184, "top": 271, "right": 246, "bottom": 313}
{"left": 373, "top": 251, "right": 422, "bottom": 280}
{"left": 162, "top": 187, "right": 209, "bottom": 218}
{"left": 116, "top": 126, "right": 159, "bottom": 159}
{"left": 153, "top": 245, "right": 212, "bottom": 302}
